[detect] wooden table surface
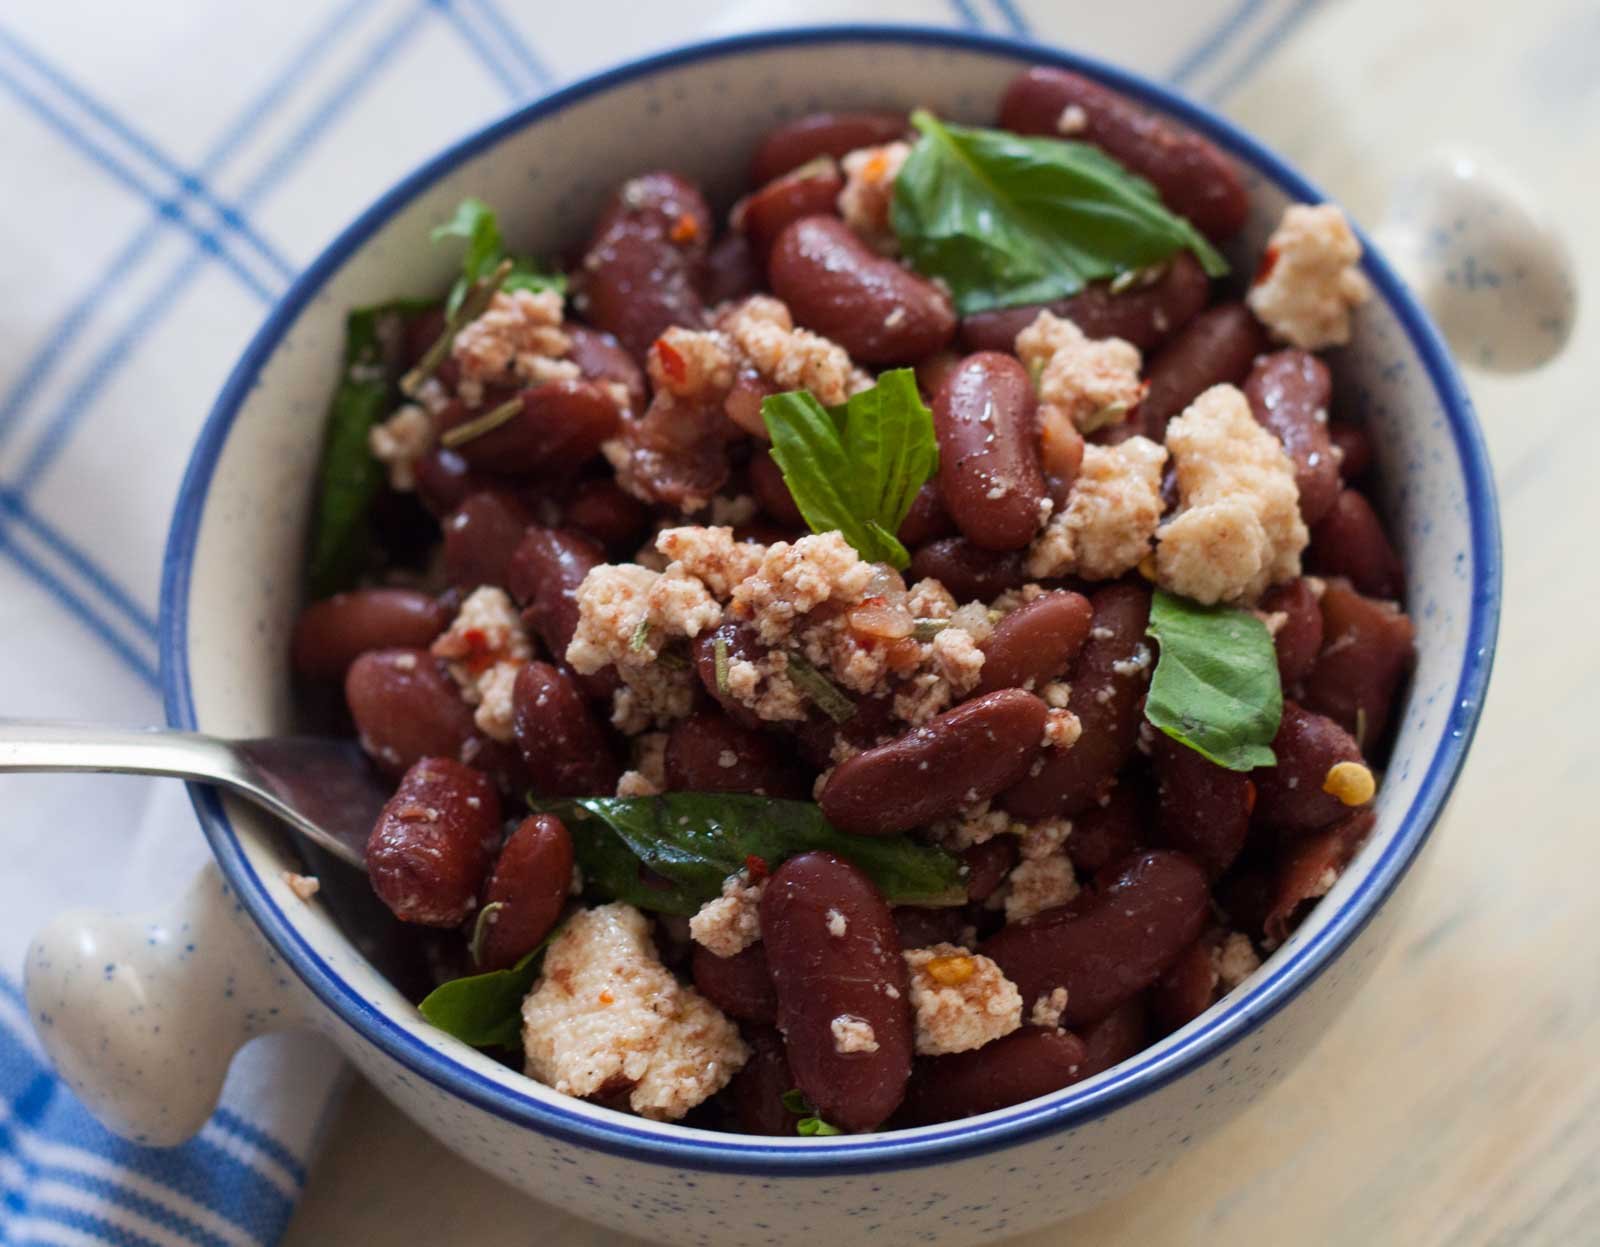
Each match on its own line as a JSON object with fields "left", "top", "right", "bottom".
{"left": 286, "top": 0, "right": 1600, "bottom": 1241}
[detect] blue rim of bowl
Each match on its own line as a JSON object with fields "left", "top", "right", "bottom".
{"left": 162, "top": 23, "right": 1501, "bottom": 1176}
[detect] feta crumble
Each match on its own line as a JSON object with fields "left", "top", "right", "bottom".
{"left": 430, "top": 586, "right": 532, "bottom": 742}
{"left": 831, "top": 1015, "right": 880, "bottom": 1054}
{"left": 1026, "top": 437, "right": 1168, "bottom": 581}
{"left": 903, "top": 944, "right": 1023, "bottom": 1055}
{"left": 1247, "top": 203, "right": 1372, "bottom": 350}
{"left": 688, "top": 872, "right": 765, "bottom": 959}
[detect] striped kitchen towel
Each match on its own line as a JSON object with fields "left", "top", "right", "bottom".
{"left": 0, "top": 0, "right": 1324, "bottom": 1241}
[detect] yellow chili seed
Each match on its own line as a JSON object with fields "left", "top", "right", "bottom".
{"left": 925, "top": 955, "right": 976, "bottom": 986}
{"left": 1322, "top": 760, "right": 1376, "bottom": 806}
{"left": 1137, "top": 554, "right": 1158, "bottom": 582}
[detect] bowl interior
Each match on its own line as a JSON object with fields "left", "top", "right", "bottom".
{"left": 163, "top": 27, "right": 1497, "bottom": 1168}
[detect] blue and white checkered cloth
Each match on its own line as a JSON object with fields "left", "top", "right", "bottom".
{"left": 0, "top": 1, "right": 1324, "bottom": 1241}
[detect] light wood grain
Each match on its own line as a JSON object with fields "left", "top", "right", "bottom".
{"left": 286, "top": 0, "right": 1600, "bottom": 1242}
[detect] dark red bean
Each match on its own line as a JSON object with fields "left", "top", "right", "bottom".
{"left": 506, "top": 527, "right": 605, "bottom": 658}
{"left": 1002, "top": 585, "right": 1152, "bottom": 819}
{"left": 442, "top": 490, "right": 533, "bottom": 591}
{"left": 1252, "top": 701, "right": 1364, "bottom": 837}
{"left": 761, "top": 852, "right": 912, "bottom": 1132}
{"left": 1152, "top": 734, "right": 1252, "bottom": 878}
{"left": 1075, "top": 997, "right": 1151, "bottom": 1079}
{"left": 561, "top": 478, "right": 652, "bottom": 553}
{"left": 729, "top": 1025, "right": 803, "bottom": 1135}
{"left": 932, "top": 352, "right": 1047, "bottom": 551}
{"left": 959, "top": 251, "right": 1211, "bottom": 354}
{"left": 739, "top": 159, "right": 844, "bottom": 258}
{"left": 1261, "top": 578, "right": 1325, "bottom": 688}
{"left": 908, "top": 538, "right": 1028, "bottom": 602}
{"left": 413, "top": 447, "right": 490, "bottom": 518}
{"left": 366, "top": 757, "right": 499, "bottom": 926}
{"left": 821, "top": 690, "right": 1048, "bottom": 835}
{"left": 691, "top": 942, "right": 778, "bottom": 1024}
{"left": 1329, "top": 421, "right": 1374, "bottom": 480}
{"left": 402, "top": 305, "right": 446, "bottom": 368}
{"left": 691, "top": 622, "right": 768, "bottom": 731}
{"left": 962, "top": 837, "right": 1019, "bottom": 903}
{"left": 905, "top": 1027, "right": 1089, "bottom": 1125}
{"left": 1244, "top": 349, "right": 1340, "bottom": 525}
{"left": 749, "top": 111, "right": 908, "bottom": 185}
{"left": 346, "top": 649, "right": 477, "bottom": 776}
{"left": 1134, "top": 303, "right": 1266, "bottom": 441}
{"left": 893, "top": 905, "right": 969, "bottom": 949}
{"left": 769, "top": 216, "right": 955, "bottom": 365}
{"left": 1308, "top": 489, "right": 1405, "bottom": 601}
{"left": 749, "top": 448, "right": 805, "bottom": 528}
{"left": 572, "top": 171, "right": 711, "bottom": 359}
{"left": 440, "top": 380, "right": 619, "bottom": 477}
{"left": 1065, "top": 784, "right": 1147, "bottom": 874}
{"left": 291, "top": 589, "right": 449, "bottom": 681}
{"left": 563, "top": 324, "right": 646, "bottom": 416}
{"left": 977, "top": 590, "right": 1093, "bottom": 696}
{"left": 477, "top": 814, "right": 572, "bottom": 970}
{"left": 512, "top": 661, "right": 620, "bottom": 797}
{"left": 1264, "top": 809, "right": 1375, "bottom": 943}
{"left": 998, "top": 68, "right": 1248, "bottom": 240}
{"left": 792, "top": 691, "right": 899, "bottom": 770}
{"left": 896, "top": 480, "right": 956, "bottom": 548}
{"left": 983, "top": 850, "right": 1209, "bottom": 1027}
{"left": 611, "top": 392, "right": 735, "bottom": 509}
{"left": 1301, "top": 582, "right": 1416, "bottom": 747}
{"left": 702, "top": 232, "right": 763, "bottom": 306}
{"left": 664, "top": 711, "right": 808, "bottom": 798}
{"left": 1150, "top": 932, "right": 1222, "bottom": 1036}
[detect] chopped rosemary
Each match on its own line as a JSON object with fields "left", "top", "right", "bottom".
{"left": 713, "top": 635, "right": 730, "bottom": 695}
{"left": 401, "top": 256, "right": 513, "bottom": 395}
{"left": 439, "top": 394, "right": 522, "bottom": 449}
{"left": 628, "top": 616, "right": 652, "bottom": 653}
{"left": 785, "top": 652, "right": 856, "bottom": 723}
{"left": 912, "top": 618, "right": 951, "bottom": 641}
{"left": 656, "top": 648, "right": 689, "bottom": 672}
{"left": 468, "top": 900, "right": 505, "bottom": 967}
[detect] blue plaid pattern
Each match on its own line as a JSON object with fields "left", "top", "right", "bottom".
{"left": 0, "top": 2, "right": 1319, "bottom": 1241}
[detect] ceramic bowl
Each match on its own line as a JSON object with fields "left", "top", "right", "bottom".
{"left": 25, "top": 25, "right": 1500, "bottom": 1246}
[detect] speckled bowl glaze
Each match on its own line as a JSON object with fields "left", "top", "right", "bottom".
{"left": 32, "top": 25, "right": 1500, "bottom": 1246}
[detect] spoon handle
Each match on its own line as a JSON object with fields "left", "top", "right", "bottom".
{"left": 0, "top": 719, "right": 242, "bottom": 783}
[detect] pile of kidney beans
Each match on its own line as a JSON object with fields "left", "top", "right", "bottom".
{"left": 290, "top": 65, "right": 1417, "bottom": 1134}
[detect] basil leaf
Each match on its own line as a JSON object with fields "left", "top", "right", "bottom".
{"left": 416, "top": 927, "right": 561, "bottom": 1050}
{"left": 761, "top": 369, "right": 938, "bottom": 569}
{"left": 531, "top": 794, "right": 967, "bottom": 915}
{"left": 1145, "top": 589, "right": 1282, "bottom": 771}
{"left": 431, "top": 197, "right": 564, "bottom": 317}
{"left": 890, "top": 110, "right": 1228, "bottom": 316}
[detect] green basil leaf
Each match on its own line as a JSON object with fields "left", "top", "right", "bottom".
{"left": 890, "top": 110, "right": 1229, "bottom": 316}
{"left": 416, "top": 927, "right": 562, "bottom": 1050}
{"left": 761, "top": 369, "right": 937, "bottom": 569}
{"left": 431, "top": 197, "right": 565, "bottom": 317}
{"left": 1145, "top": 589, "right": 1282, "bottom": 771}
{"left": 531, "top": 794, "right": 967, "bottom": 915}
{"left": 797, "top": 1116, "right": 843, "bottom": 1137}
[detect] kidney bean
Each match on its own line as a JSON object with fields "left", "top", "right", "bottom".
{"left": 506, "top": 527, "right": 604, "bottom": 657}
{"left": 403, "top": 304, "right": 446, "bottom": 368}
{"left": 959, "top": 251, "right": 1211, "bottom": 354}
{"left": 1133, "top": 303, "right": 1266, "bottom": 441}
{"left": 761, "top": 852, "right": 912, "bottom": 1132}
{"left": 702, "top": 232, "right": 763, "bottom": 306}
{"left": 739, "top": 159, "right": 844, "bottom": 258}
{"left": 560, "top": 479, "right": 650, "bottom": 553}
{"left": 963, "top": 837, "right": 1019, "bottom": 903}
{"left": 914, "top": 350, "right": 964, "bottom": 403}
{"left": 897, "top": 480, "right": 956, "bottom": 548}
{"left": 476, "top": 814, "right": 572, "bottom": 971}
{"left": 1261, "top": 577, "right": 1325, "bottom": 688}
{"left": 1308, "top": 489, "right": 1405, "bottom": 600}
{"left": 892, "top": 905, "right": 969, "bottom": 949}
{"left": 691, "top": 622, "right": 767, "bottom": 731}
{"left": 931, "top": 352, "right": 1047, "bottom": 551}
{"left": 413, "top": 447, "right": 490, "bottom": 518}
{"left": 346, "top": 649, "right": 477, "bottom": 776}
{"left": 442, "top": 490, "right": 533, "bottom": 591}
{"left": 1065, "top": 784, "right": 1147, "bottom": 874}
{"left": 821, "top": 690, "right": 1049, "bottom": 835}
{"left": 997, "top": 67, "right": 1248, "bottom": 241}
{"left": 563, "top": 324, "right": 647, "bottom": 416}
{"left": 366, "top": 757, "right": 500, "bottom": 926}
{"left": 1252, "top": 701, "right": 1364, "bottom": 837}
{"left": 292, "top": 589, "right": 449, "bottom": 681}
{"left": 792, "top": 691, "right": 899, "bottom": 770}
{"left": 573, "top": 171, "right": 711, "bottom": 359}
{"left": 1150, "top": 930, "right": 1223, "bottom": 1036}
{"left": 769, "top": 216, "right": 955, "bottom": 365}
{"left": 613, "top": 392, "right": 735, "bottom": 509}
{"left": 730, "top": 1025, "right": 803, "bottom": 1135}
{"left": 664, "top": 711, "right": 808, "bottom": 798}
{"left": 977, "top": 590, "right": 1093, "bottom": 696}
{"left": 749, "top": 447, "right": 805, "bottom": 527}
{"left": 1265, "top": 809, "right": 1375, "bottom": 943}
{"left": 908, "top": 538, "right": 1028, "bottom": 601}
{"left": 512, "top": 661, "right": 620, "bottom": 797}
{"left": 1075, "top": 997, "right": 1151, "bottom": 1079}
{"left": 983, "top": 849, "right": 1208, "bottom": 1027}
{"left": 1002, "top": 585, "right": 1152, "bottom": 819}
{"left": 1152, "top": 734, "right": 1251, "bottom": 878}
{"left": 905, "top": 1027, "right": 1089, "bottom": 1125}
{"left": 1329, "top": 421, "right": 1374, "bottom": 480}
{"left": 692, "top": 942, "right": 778, "bottom": 1025}
{"left": 749, "top": 111, "right": 908, "bottom": 185}
{"left": 441, "top": 380, "right": 620, "bottom": 477}
{"left": 1244, "top": 349, "right": 1340, "bottom": 525}
{"left": 1301, "top": 582, "right": 1416, "bottom": 747}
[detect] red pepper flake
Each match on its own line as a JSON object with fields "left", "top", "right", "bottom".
{"left": 744, "top": 854, "right": 770, "bottom": 881}
{"left": 669, "top": 212, "right": 700, "bottom": 244}
{"left": 654, "top": 337, "right": 687, "bottom": 385}
{"left": 1253, "top": 245, "right": 1279, "bottom": 286}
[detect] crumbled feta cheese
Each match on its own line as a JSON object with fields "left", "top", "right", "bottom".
{"left": 521, "top": 903, "right": 747, "bottom": 1120}
{"left": 1055, "top": 104, "right": 1089, "bottom": 135}
{"left": 903, "top": 944, "right": 1023, "bottom": 1056}
{"left": 708, "top": 494, "right": 759, "bottom": 528}
{"left": 1017, "top": 816, "right": 1073, "bottom": 861}
{"left": 1215, "top": 931, "right": 1262, "bottom": 991}
{"left": 1042, "top": 708, "right": 1083, "bottom": 750}
{"left": 825, "top": 908, "right": 848, "bottom": 938}
{"left": 831, "top": 1015, "right": 880, "bottom": 1054}
{"left": 906, "top": 577, "right": 958, "bottom": 621}
{"left": 1015, "top": 310, "right": 1144, "bottom": 434}
{"left": 368, "top": 405, "right": 434, "bottom": 491}
{"left": 1156, "top": 384, "right": 1309, "bottom": 604}
{"left": 430, "top": 586, "right": 532, "bottom": 743}
{"left": 1004, "top": 854, "right": 1080, "bottom": 923}
{"left": 838, "top": 141, "right": 910, "bottom": 255}
{"left": 656, "top": 526, "right": 768, "bottom": 598}
{"left": 1247, "top": 203, "right": 1372, "bottom": 350}
{"left": 1041, "top": 680, "right": 1073, "bottom": 709}
{"left": 717, "top": 295, "right": 871, "bottom": 409}
{"left": 648, "top": 325, "right": 738, "bottom": 399}
{"left": 1030, "top": 987, "right": 1070, "bottom": 1029}
{"left": 928, "top": 801, "right": 1014, "bottom": 850}
{"left": 452, "top": 288, "right": 577, "bottom": 393}
{"left": 688, "top": 872, "right": 765, "bottom": 959}
{"left": 281, "top": 871, "right": 320, "bottom": 902}
{"left": 730, "top": 532, "right": 876, "bottom": 645}
{"left": 566, "top": 564, "right": 705, "bottom": 728}
{"left": 615, "top": 769, "right": 660, "bottom": 798}
{"left": 1026, "top": 437, "right": 1168, "bottom": 581}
